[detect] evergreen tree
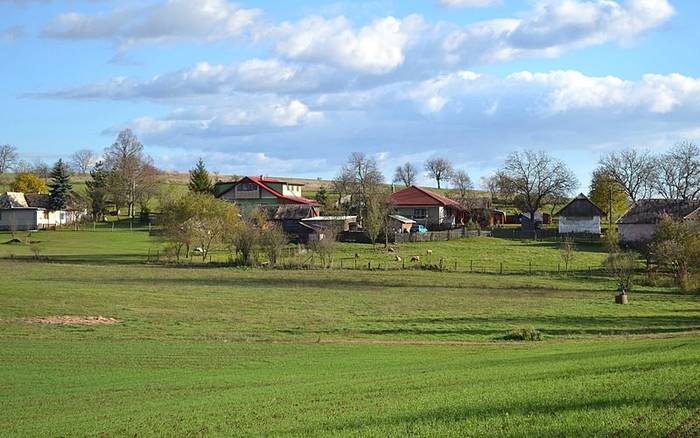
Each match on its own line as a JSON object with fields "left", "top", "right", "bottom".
{"left": 188, "top": 158, "right": 213, "bottom": 194}
{"left": 48, "top": 159, "right": 72, "bottom": 210}
{"left": 86, "top": 161, "right": 109, "bottom": 220}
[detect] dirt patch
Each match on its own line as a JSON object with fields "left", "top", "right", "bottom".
{"left": 23, "top": 315, "right": 121, "bottom": 325}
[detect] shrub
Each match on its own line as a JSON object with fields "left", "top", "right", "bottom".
{"left": 503, "top": 327, "right": 542, "bottom": 341}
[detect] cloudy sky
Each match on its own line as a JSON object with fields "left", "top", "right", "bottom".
{"left": 1, "top": 0, "right": 699, "bottom": 188}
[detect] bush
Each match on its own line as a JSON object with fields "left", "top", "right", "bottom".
{"left": 503, "top": 327, "right": 542, "bottom": 341}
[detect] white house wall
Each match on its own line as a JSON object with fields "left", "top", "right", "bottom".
{"left": 559, "top": 216, "right": 601, "bottom": 234}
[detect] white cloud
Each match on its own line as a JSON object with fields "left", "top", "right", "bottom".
{"left": 269, "top": 15, "right": 425, "bottom": 74}
{"left": 42, "top": 0, "right": 261, "bottom": 48}
{"left": 438, "top": 0, "right": 500, "bottom": 8}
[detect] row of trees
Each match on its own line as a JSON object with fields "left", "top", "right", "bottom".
{"left": 0, "top": 144, "right": 100, "bottom": 176}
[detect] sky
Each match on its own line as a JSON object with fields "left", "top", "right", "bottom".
{"left": 1, "top": 0, "right": 699, "bottom": 189}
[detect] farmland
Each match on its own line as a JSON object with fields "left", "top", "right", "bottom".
{"left": 1, "top": 228, "right": 699, "bottom": 436}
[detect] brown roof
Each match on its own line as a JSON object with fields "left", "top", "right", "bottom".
{"left": 616, "top": 199, "right": 700, "bottom": 225}
{"left": 24, "top": 193, "right": 51, "bottom": 209}
{"left": 390, "top": 186, "right": 463, "bottom": 209}
{"left": 555, "top": 193, "right": 606, "bottom": 217}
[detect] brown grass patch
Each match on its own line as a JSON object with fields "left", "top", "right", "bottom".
{"left": 23, "top": 315, "right": 120, "bottom": 325}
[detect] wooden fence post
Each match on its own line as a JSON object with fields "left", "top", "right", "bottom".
{"left": 500, "top": 262, "right": 503, "bottom": 275}
{"left": 529, "top": 260, "right": 532, "bottom": 275}
{"left": 470, "top": 260, "right": 473, "bottom": 273}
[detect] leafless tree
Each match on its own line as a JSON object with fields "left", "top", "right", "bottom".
{"left": 0, "top": 144, "right": 18, "bottom": 173}
{"left": 103, "top": 129, "right": 155, "bottom": 218}
{"left": 451, "top": 169, "right": 473, "bottom": 199}
{"left": 496, "top": 150, "right": 578, "bottom": 223}
{"left": 13, "top": 160, "right": 32, "bottom": 174}
{"left": 393, "top": 162, "right": 418, "bottom": 187}
{"left": 338, "top": 152, "right": 384, "bottom": 211}
{"left": 424, "top": 158, "right": 453, "bottom": 189}
{"left": 31, "top": 160, "right": 51, "bottom": 180}
{"left": 70, "top": 149, "right": 98, "bottom": 174}
{"left": 599, "top": 148, "right": 656, "bottom": 202}
{"left": 654, "top": 141, "right": 700, "bottom": 201}
{"left": 480, "top": 174, "right": 500, "bottom": 201}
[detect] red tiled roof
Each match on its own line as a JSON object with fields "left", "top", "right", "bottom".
{"left": 390, "top": 186, "right": 463, "bottom": 209}
{"left": 222, "top": 176, "right": 318, "bottom": 206}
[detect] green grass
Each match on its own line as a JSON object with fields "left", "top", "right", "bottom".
{"left": 1, "top": 230, "right": 610, "bottom": 274}
{"left": 1, "top": 230, "right": 698, "bottom": 436}
{"left": 1, "top": 336, "right": 698, "bottom": 437}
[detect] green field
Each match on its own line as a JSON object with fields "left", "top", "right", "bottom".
{"left": 1, "top": 230, "right": 699, "bottom": 436}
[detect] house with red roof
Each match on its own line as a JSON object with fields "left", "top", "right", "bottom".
{"left": 216, "top": 176, "right": 319, "bottom": 214}
{"left": 389, "top": 185, "right": 465, "bottom": 229}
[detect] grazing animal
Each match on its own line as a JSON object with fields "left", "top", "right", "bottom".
{"left": 387, "top": 247, "right": 395, "bottom": 252}
{"left": 192, "top": 247, "right": 205, "bottom": 255}
{"left": 395, "top": 255, "right": 402, "bottom": 262}
{"left": 410, "top": 255, "right": 421, "bottom": 262}
{"left": 426, "top": 249, "right": 433, "bottom": 255}
{"left": 355, "top": 253, "right": 360, "bottom": 258}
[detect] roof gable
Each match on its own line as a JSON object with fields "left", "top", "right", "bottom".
{"left": 390, "top": 186, "right": 461, "bottom": 209}
{"left": 555, "top": 193, "right": 606, "bottom": 217}
{"left": 617, "top": 199, "right": 700, "bottom": 224}
{"left": 218, "top": 176, "right": 317, "bottom": 206}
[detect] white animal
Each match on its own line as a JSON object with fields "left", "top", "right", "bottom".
{"left": 426, "top": 249, "right": 433, "bottom": 255}
{"left": 410, "top": 255, "right": 421, "bottom": 262}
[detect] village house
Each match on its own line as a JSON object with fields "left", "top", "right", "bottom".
{"left": 0, "top": 192, "right": 84, "bottom": 231}
{"left": 215, "top": 176, "right": 319, "bottom": 213}
{"left": 617, "top": 199, "right": 700, "bottom": 243}
{"left": 555, "top": 193, "right": 606, "bottom": 235}
{"left": 389, "top": 185, "right": 465, "bottom": 230}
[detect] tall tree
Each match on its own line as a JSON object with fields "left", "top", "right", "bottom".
{"left": 598, "top": 148, "right": 656, "bottom": 202}
{"left": 339, "top": 152, "right": 384, "bottom": 212}
{"left": 85, "top": 161, "right": 109, "bottom": 221}
{"left": 654, "top": 141, "right": 700, "bottom": 201}
{"left": 103, "top": 129, "right": 154, "bottom": 218}
{"left": 48, "top": 159, "right": 72, "bottom": 211}
{"left": 10, "top": 173, "right": 48, "bottom": 193}
{"left": 188, "top": 158, "right": 213, "bottom": 194}
{"left": 0, "top": 144, "right": 18, "bottom": 173}
{"left": 450, "top": 169, "right": 473, "bottom": 199}
{"left": 424, "top": 158, "right": 453, "bottom": 189}
{"left": 70, "top": 149, "right": 98, "bottom": 174}
{"left": 497, "top": 150, "right": 578, "bottom": 223}
{"left": 393, "top": 162, "right": 418, "bottom": 187}
{"left": 31, "top": 160, "right": 51, "bottom": 180}
{"left": 480, "top": 174, "right": 500, "bottom": 202}
{"left": 589, "top": 168, "right": 629, "bottom": 224}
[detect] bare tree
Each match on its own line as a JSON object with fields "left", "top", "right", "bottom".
{"left": 424, "top": 158, "right": 453, "bottom": 189}
{"left": 599, "top": 148, "right": 656, "bottom": 202}
{"left": 393, "top": 162, "right": 418, "bottom": 187}
{"left": 451, "top": 169, "right": 473, "bottom": 199}
{"left": 31, "top": 160, "right": 51, "bottom": 180}
{"left": 0, "top": 144, "right": 18, "bottom": 173}
{"left": 480, "top": 174, "right": 500, "bottom": 201}
{"left": 70, "top": 149, "right": 98, "bottom": 174}
{"left": 497, "top": 150, "right": 578, "bottom": 224}
{"left": 338, "top": 152, "right": 384, "bottom": 213}
{"left": 654, "top": 141, "right": 700, "bottom": 201}
{"left": 103, "top": 129, "right": 154, "bottom": 218}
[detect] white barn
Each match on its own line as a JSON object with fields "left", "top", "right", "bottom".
{"left": 0, "top": 192, "right": 83, "bottom": 231}
{"left": 555, "top": 194, "right": 606, "bottom": 235}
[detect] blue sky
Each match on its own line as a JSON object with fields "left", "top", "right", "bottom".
{"left": 1, "top": 0, "right": 699, "bottom": 189}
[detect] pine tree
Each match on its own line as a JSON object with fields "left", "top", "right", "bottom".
{"left": 49, "top": 159, "right": 72, "bottom": 211}
{"left": 188, "top": 158, "right": 213, "bottom": 194}
{"left": 86, "top": 161, "right": 109, "bottom": 220}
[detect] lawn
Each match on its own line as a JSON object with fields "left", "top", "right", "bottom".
{"left": 1, "top": 233, "right": 698, "bottom": 436}
{"left": 0, "top": 230, "right": 610, "bottom": 274}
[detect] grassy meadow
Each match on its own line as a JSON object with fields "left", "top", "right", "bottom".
{"left": 1, "top": 229, "right": 699, "bottom": 436}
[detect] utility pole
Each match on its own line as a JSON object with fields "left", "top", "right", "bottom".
{"left": 609, "top": 186, "right": 613, "bottom": 229}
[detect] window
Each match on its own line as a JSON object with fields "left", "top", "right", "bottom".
{"left": 236, "top": 183, "right": 258, "bottom": 192}
{"left": 413, "top": 208, "right": 427, "bottom": 219}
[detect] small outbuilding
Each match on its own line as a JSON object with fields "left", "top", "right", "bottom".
{"left": 617, "top": 199, "right": 700, "bottom": 243}
{"left": 555, "top": 193, "right": 607, "bottom": 235}
{"left": 387, "top": 214, "right": 415, "bottom": 233}
{"left": 0, "top": 192, "right": 84, "bottom": 231}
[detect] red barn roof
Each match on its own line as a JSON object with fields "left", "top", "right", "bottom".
{"left": 390, "top": 186, "right": 463, "bottom": 209}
